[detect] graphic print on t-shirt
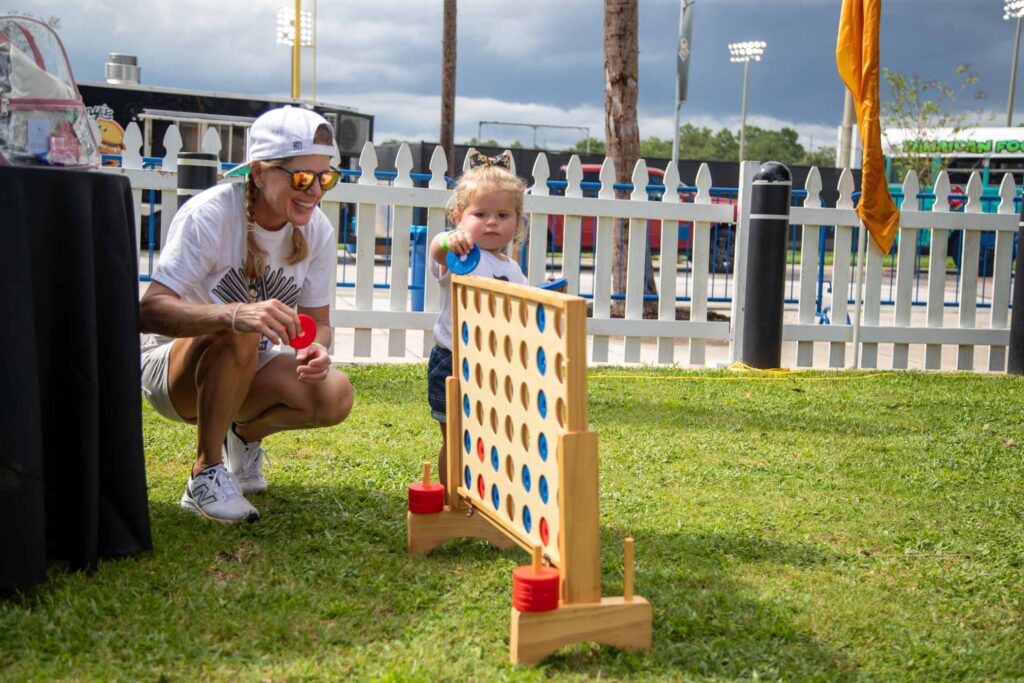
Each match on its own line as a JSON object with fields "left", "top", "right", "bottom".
{"left": 212, "top": 266, "right": 303, "bottom": 351}
{"left": 213, "top": 266, "right": 302, "bottom": 306}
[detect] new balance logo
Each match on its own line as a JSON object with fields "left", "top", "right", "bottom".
{"left": 189, "top": 482, "right": 218, "bottom": 506}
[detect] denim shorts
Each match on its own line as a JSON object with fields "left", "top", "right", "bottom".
{"left": 427, "top": 345, "right": 452, "bottom": 422}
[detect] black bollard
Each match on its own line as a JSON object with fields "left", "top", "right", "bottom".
{"left": 177, "top": 152, "right": 219, "bottom": 209}
{"left": 741, "top": 161, "right": 792, "bottom": 369}
{"left": 1008, "top": 209, "right": 1024, "bottom": 374}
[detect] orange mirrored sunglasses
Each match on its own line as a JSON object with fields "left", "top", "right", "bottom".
{"left": 272, "top": 167, "right": 342, "bottom": 191}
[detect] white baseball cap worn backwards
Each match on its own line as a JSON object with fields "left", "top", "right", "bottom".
{"left": 227, "top": 106, "right": 338, "bottom": 177}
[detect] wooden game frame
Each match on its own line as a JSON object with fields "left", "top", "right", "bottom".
{"left": 406, "top": 275, "right": 652, "bottom": 664}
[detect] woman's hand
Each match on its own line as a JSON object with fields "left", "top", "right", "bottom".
{"left": 230, "top": 300, "right": 299, "bottom": 345}
{"left": 295, "top": 343, "right": 331, "bottom": 383}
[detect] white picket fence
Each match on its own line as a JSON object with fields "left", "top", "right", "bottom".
{"left": 100, "top": 122, "right": 1020, "bottom": 373}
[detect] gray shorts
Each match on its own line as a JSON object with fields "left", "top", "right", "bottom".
{"left": 140, "top": 341, "right": 285, "bottom": 423}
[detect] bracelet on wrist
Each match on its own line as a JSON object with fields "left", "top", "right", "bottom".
{"left": 230, "top": 303, "right": 242, "bottom": 333}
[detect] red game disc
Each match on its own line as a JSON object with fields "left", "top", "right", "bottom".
{"left": 408, "top": 482, "right": 445, "bottom": 514}
{"left": 290, "top": 313, "right": 318, "bottom": 349}
{"left": 511, "top": 564, "right": 560, "bottom": 612}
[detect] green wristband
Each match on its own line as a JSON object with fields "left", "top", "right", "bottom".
{"left": 441, "top": 232, "right": 450, "bottom": 252}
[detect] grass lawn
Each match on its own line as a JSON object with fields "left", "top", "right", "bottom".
{"left": 2, "top": 365, "right": 1022, "bottom": 681}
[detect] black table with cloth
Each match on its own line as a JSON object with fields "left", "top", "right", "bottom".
{"left": 0, "top": 166, "right": 151, "bottom": 590}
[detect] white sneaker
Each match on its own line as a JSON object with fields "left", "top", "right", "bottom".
{"left": 224, "top": 424, "right": 269, "bottom": 494}
{"left": 180, "top": 463, "right": 260, "bottom": 524}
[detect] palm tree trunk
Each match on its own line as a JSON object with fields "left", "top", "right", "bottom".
{"left": 604, "top": 0, "right": 657, "bottom": 315}
{"left": 441, "top": 0, "right": 457, "bottom": 178}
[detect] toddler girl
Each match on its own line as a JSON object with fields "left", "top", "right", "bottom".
{"left": 427, "top": 150, "right": 528, "bottom": 491}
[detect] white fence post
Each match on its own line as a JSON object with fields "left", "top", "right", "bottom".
{"left": 989, "top": 173, "right": 1017, "bottom": 371}
{"left": 590, "top": 158, "right": 617, "bottom": 363}
{"left": 891, "top": 170, "right": 921, "bottom": 369}
{"left": 925, "top": 171, "right": 951, "bottom": 370}
{"left": 957, "top": 172, "right": 984, "bottom": 370}
{"left": 623, "top": 159, "right": 649, "bottom": 362}
{"left": 353, "top": 142, "right": 379, "bottom": 358}
{"left": 562, "top": 155, "right": 584, "bottom": 295}
{"left": 687, "top": 163, "right": 714, "bottom": 367}
{"left": 657, "top": 160, "right": 681, "bottom": 365}
{"left": 387, "top": 143, "right": 415, "bottom": 358}
{"left": 796, "top": 167, "right": 823, "bottom": 368}
{"left": 527, "top": 154, "right": 551, "bottom": 285}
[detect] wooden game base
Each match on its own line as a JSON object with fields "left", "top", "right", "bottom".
{"left": 510, "top": 596, "right": 653, "bottom": 665}
{"left": 407, "top": 506, "right": 518, "bottom": 555}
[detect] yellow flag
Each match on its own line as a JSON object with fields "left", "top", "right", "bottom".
{"left": 836, "top": 0, "right": 899, "bottom": 254}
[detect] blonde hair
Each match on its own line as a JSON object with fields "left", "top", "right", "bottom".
{"left": 446, "top": 162, "right": 527, "bottom": 241}
{"left": 240, "top": 123, "right": 334, "bottom": 281}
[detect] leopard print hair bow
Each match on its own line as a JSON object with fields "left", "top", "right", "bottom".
{"left": 466, "top": 149, "right": 513, "bottom": 170}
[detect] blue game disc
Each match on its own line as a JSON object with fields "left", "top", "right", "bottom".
{"left": 446, "top": 245, "right": 481, "bottom": 274}
{"left": 540, "top": 278, "right": 568, "bottom": 291}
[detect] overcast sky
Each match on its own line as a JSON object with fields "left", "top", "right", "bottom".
{"left": 9, "top": 0, "right": 1019, "bottom": 152}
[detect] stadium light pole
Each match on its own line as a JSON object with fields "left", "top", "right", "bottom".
{"left": 1005, "top": 0, "right": 1024, "bottom": 126}
{"left": 728, "top": 40, "right": 766, "bottom": 162}
{"left": 277, "top": 4, "right": 313, "bottom": 99}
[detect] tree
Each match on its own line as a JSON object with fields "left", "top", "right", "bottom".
{"left": 881, "top": 64, "right": 986, "bottom": 186}
{"left": 463, "top": 137, "right": 524, "bottom": 149}
{"left": 463, "top": 137, "right": 502, "bottom": 147}
{"left": 742, "top": 126, "right": 807, "bottom": 166}
{"left": 604, "top": 0, "right": 649, "bottom": 303}
{"left": 673, "top": 125, "right": 810, "bottom": 165}
{"left": 569, "top": 137, "right": 605, "bottom": 155}
{"left": 440, "top": 0, "right": 457, "bottom": 177}
{"left": 801, "top": 147, "right": 837, "bottom": 168}
{"left": 603, "top": 0, "right": 640, "bottom": 185}
{"left": 676, "top": 124, "right": 738, "bottom": 161}
{"left": 572, "top": 124, "right": 835, "bottom": 169}
{"left": 639, "top": 136, "right": 672, "bottom": 158}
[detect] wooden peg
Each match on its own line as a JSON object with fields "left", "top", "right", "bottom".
{"left": 623, "top": 537, "right": 634, "bottom": 603}
{"left": 422, "top": 462, "right": 432, "bottom": 487}
{"left": 532, "top": 545, "right": 542, "bottom": 574}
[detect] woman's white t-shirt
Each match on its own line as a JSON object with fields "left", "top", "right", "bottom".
{"left": 142, "top": 182, "right": 336, "bottom": 354}
{"left": 430, "top": 248, "right": 527, "bottom": 350}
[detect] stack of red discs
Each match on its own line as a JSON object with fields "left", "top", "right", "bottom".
{"left": 511, "top": 565, "right": 560, "bottom": 612}
{"left": 407, "top": 481, "right": 444, "bottom": 514}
